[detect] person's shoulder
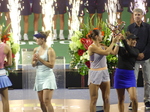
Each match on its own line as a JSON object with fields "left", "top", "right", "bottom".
{"left": 143, "top": 22, "right": 150, "bottom": 27}
{"left": 33, "top": 47, "right": 38, "bottom": 52}
{"left": 4, "top": 43, "right": 11, "bottom": 50}
{"left": 88, "top": 44, "right": 95, "bottom": 50}
{"left": 128, "top": 23, "right": 135, "bottom": 28}
{"left": 34, "top": 47, "right": 38, "bottom": 50}
{"left": 48, "top": 47, "right": 55, "bottom": 52}
{"left": 48, "top": 47, "right": 56, "bottom": 56}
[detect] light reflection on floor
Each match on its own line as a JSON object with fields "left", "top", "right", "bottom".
{"left": 110, "top": 103, "right": 150, "bottom": 112}
{"left": 0, "top": 99, "right": 150, "bottom": 112}
{"left": 0, "top": 99, "right": 90, "bottom": 112}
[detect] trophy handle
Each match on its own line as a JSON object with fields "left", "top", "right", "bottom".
{"left": 107, "top": 21, "right": 126, "bottom": 36}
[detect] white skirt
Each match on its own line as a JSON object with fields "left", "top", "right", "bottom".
{"left": 88, "top": 69, "right": 110, "bottom": 85}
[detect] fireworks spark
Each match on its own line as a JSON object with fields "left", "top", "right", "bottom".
{"left": 8, "top": 0, "right": 21, "bottom": 70}
{"left": 41, "top": 0, "right": 54, "bottom": 46}
{"left": 68, "top": 0, "right": 81, "bottom": 31}
{"left": 105, "top": 0, "right": 119, "bottom": 25}
{"left": 8, "top": 0, "right": 21, "bottom": 42}
{"left": 130, "top": 0, "right": 147, "bottom": 14}
{"left": 130, "top": 0, "right": 148, "bottom": 22}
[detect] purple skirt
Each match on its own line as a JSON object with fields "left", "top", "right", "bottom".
{"left": 0, "top": 0, "right": 9, "bottom": 12}
{"left": 32, "top": 0, "right": 42, "bottom": 14}
{"left": 0, "top": 75, "right": 12, "bottom": 88}
{"left": 114, "top": 68, "right": 136, "bottom": 89}
{"left": 20, "top": 0, "right": 32, "bottom": 15}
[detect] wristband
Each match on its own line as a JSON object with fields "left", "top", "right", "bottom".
{"left": 115, "top": 42, "right": 120, "bottom": 46}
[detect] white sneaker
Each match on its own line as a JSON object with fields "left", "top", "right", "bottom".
{"left": 53, "top": 34, "right": 57, "bottom": 40}
{"left": 59, "top": 35, "right": 65, "bottom": 40}
{"left": 59, "top": 33, "right": 65, "bottom": 40}
{"left": 23, "top": 34, "right": 28, "bottom": 40}
{"left": 59, "top": 30, "right": 65, "bottom": 40}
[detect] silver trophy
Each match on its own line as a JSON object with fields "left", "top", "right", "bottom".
{"left": 107, "top": 21, "right": 126, "bottom": 36}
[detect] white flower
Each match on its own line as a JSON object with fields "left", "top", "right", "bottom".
{"left": 82, "top": 52, "right": 89, "bottom": 60}
{"left": 74, "top": 30, "right": 83, "bottom": 38}
{"left": 71, "top": 36, "right": 78, "bottom": 42}
{"left": 80, "top": 51, "right": 89, "bottom": 63}
{"left": 69, "top": 42, "right": 78, "bottom": 52}
{"left": 76, "top": 40, "right": 82, "bottom": 48}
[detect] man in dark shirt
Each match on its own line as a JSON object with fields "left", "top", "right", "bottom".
{"left": 127, "top": 8, "right": 150, "bottom": 109}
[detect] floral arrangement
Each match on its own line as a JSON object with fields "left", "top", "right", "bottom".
{"left": 69, "top": 30, "right": 93, "bottom": 75}
{"left": 69, "top": 19, "right": 121, "bottom": 75}
{"left": 0, "top": 25, "right": 20, "bottom": 73}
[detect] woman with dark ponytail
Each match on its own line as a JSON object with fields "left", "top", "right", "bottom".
{"left": 32, "top": 31, "right": 57, "bottom": 112}
{"left": 88, "top": 29, "right": 120, "bottom": 112}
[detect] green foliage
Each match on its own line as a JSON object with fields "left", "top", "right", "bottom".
{"left": 1, "top": 25, "right": 20, "bottom": 75}
{"left": 69, "top": 15, "right": 124, "bottom": 75}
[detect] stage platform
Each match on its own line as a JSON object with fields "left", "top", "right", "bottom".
{"left": 0, "top": 88, "right": 149, "bottom": 112}
{"left": 0, "top": 100, "right": 149, "bottom": 112}
{"left": 111, "top": 103, "right": 150, "bottom": 112}
{"left": 0, "top": 99, "right": 90, "bottom": 112}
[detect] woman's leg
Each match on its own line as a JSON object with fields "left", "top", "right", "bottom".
{"left": 97, "top": 13, "right": 103, "bottom": 21}
{"left": 37, "top": 91, "right": 47, "bottom": 112}
{"left": 0, "top": 87, "right": 10, "bottom": 112}
{"left": 43, "top": 89, "right": 54, "bottom": 112}
{"left": 59, "top": 14, "right": 64, "bottom": 30}
{"left": 23, "top": 15, "right": 29, "bottom": 40}
{"left": 100, "top": 81, "right": 110, "bottom": 112}
{"left": 116, "top": 89, "right": 125, "bottom": 112}
{"left": 59, "top": 14, "right": 65, "bottom": 40}
{"left": 33, "top": 13, "right": 40, "bottom": 32}
{"left": 89, "top": 83, "right": 99, "bottom": 112}
{"left": 23, "top": 16, "right": 29, "bottom": 34}
{"left": 127, "top": 87, "right": 138, "bottom": 112}
{"left": 53, "top": 14, "right": 58, "bottom": 40}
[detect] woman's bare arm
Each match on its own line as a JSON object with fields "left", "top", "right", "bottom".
{"left": 31, "top": 47, "right": 38, "bottom": 67}
{"left": 5, "top": 45, "right": 12, "bottom": 66}
{"left": 37, "top": 47, "right": 56, "bottom": 68}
